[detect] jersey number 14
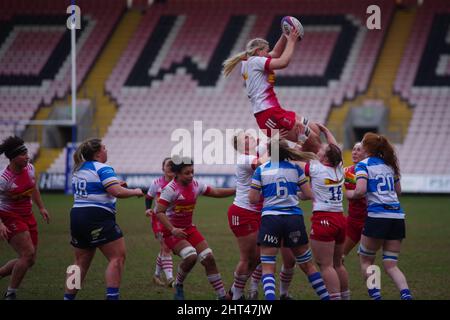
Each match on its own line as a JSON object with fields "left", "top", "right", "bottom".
{"left": 329, "top": 186, "right": 342, "bottom": 201}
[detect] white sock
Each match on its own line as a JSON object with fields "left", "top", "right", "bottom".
{"left": 341, "top": 290, "right": 351, "bottom": 300}
{"left": 6, "top": 287, "right": 17, "bottom": 296}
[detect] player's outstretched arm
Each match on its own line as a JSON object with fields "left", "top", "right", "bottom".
{"left": 107, "top": 184, "right": 144, "bottom": 199}
{"left": 317, "top": 123, "right": 338, "bottom": 146}
{"left": 268, "top": 29, "right": 299, "bottom": 70}
{"left": 269, "top": 34, "right": 287, "bottom": 58}
{"left": 205, "top": 187, "right": 236, "bottom": 198}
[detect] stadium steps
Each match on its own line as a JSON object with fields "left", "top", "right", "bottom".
{"left": 366, "top": 9, "right": 416, "bottom": 140}
{"left": 79, "top": 9, "right": 143, "bottom": 138}
{"left": 327, "top": 8, "right": 416, "bottom": 144}
{"left": 33, "top": 147, "right": 62, "bottom": 175}
{"left": 26, "top": 103, "right": 63, "bottom": 175}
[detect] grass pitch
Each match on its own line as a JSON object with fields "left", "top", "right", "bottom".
{"left": 1, "top": 194, "right": 449, "bottom": 300}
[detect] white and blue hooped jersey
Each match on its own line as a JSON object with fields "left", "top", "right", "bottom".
{"left": 251, "top": 160, "right": 308, "bottom": 216}
{"left": 355, "top": 157, "right": 403, "bottom": 219}
{"left": 72, "top": 161, "right": 119, "bottom": 214}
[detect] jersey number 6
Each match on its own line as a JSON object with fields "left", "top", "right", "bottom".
{"left": 276, "top": 177, "right": 289, "bottom": 199}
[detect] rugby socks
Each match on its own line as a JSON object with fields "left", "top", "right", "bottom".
{"left": 368, "top": 288, "right": 382, "bottom": 300}
{"left": 330, "top": 292, "right": 342, "bottom": 300}
{"left": 161, "top": 255, "right": 173, "bottom": 280}
{"left": 400, "top": 288, "right": 413, "bottom": 300}
{"left": 155, "top": 254, "right": 162, "bottom": 276}
{"left": 106, "top": 287, "right": 120, "bottom": 300}
{"left": 341, "top": 290, "right": 351, "bottom": 300}
{"left": 64, "top": 293, "right": 76, "bottom": 300}
{"left": 232, "top": 273, "right": 250, "bottom": 300}
{"left": 249, "top": 264, "right": 262, "bottom": 295}
{"left": 308, "top": 272, "right": 330, "bottom": 300}
{"left": 5, "top": 287, "right": 17, "bottom": 299}
{"left": 279, "top": 265, "right": 294, "bottom": 297}
{"left": 175, "top": 265, "right": 188, "bottom": 285}
{"left": 262, "top": 274, "right": 276, "bottom": 300}
{"left": 207, "top": 273, "right": 226, "bottom": 298}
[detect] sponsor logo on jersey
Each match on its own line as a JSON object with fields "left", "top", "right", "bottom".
{"left": 324, "top": 178, "right": 344, "bottom": 185}
{"left": 263, "top": 234, "right": 279, "bottom": 244}
{"left": 174, "top": 204, "right": 195, "bottom": 213}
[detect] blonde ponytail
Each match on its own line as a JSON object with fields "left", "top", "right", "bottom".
{"left": 72, "top": 138, "right": 103, "bottom": 173}
{"left": 73, "top": 147, "right": 85, "bottom": 172}
{"left": 283, "top": 145, "right": 318, "bottom": 162}
{"left": 270, "top": 140, "right": 318, "bottom": 162}
{"left": 222, "top": 38, "right": 270, "bottom": 77}
{"left": 222, "top": 51, "right": 247, "bottom": 77}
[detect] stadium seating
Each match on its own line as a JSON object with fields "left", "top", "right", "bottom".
{"left": 0, "top": 0, "right": 125, "bottom": 168}
{"left": 10, "top": 0, "right": 448, "bottom": 178}
{"left": 94, "top": 0, "right": 394, "bottom": 174}
{"left": 395, "top": 0, "right": 450, "bottom": 174}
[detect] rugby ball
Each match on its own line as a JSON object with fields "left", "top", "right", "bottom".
{"left": 281, "top": 16, "right": 304, "bottom": 39}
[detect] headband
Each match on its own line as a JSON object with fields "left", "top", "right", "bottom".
{"left": 5, "top": 144, "right": 27, "bottom": 160}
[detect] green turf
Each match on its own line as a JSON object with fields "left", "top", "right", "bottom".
{"left": 1, "top": 194, "right": 449, "bottom": 300}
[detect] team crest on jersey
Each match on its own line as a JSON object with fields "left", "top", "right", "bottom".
{"left": 324, "top": 178, "right": 344, "bottom": 185}
{"left": 289, "top": 231, "right": 301, "bottom": 244}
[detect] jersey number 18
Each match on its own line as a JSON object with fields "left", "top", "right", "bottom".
{"left": 73, "top": 178, "right": 88, "bottom": 197}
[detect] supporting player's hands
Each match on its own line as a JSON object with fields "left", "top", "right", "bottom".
{"left": 0, "top": 221, "right": 11, "bottom": 240}
{"left": 39, "top": 207, "right": 50, "bottom": 224}
{"left": 271, "top": 128, "right": 289, "bottom": 141}
{"left": 279, "top": 128, "right": 289, "bottom": 139}
{"left": 171, "top": 227, "right": 187, "bottom": 239}
{"left": 316, "top": 123, "right": 330, "bottom": 134}
{"left": 145, "top": 209, "right": 153, "bottom": 218}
